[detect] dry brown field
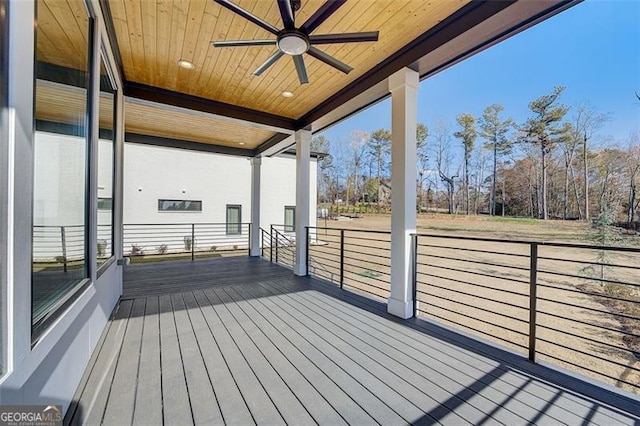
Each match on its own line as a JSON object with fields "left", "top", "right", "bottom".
{"left": 307, "top": 214, "right": 640, "bottom": 395}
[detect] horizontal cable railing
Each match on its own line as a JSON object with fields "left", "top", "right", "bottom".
{"left": 413, "top": 233, "right": 640, "bottom": 395}
{"left": 307, "top": 226, "right": 391, "bottom": 301}
{"left": 123, "top": 222, "right": 250, "bottom": 262}
{"left": 266, "top": 225, "right": 295, "bottom": 270}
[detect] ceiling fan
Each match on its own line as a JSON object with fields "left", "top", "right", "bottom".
{"left": 211, "top": 0, "right": 379, "bottom": 84}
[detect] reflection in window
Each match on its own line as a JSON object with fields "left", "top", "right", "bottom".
{"left": 284, "top": 206, "right": 295, "bottom": 232}
{"left": 158, "top": 199, "right": 202, "bottom": 212}
{"left": 97, "top": 55, "right": 115, "bottom": 268}
{"left": 32, "top": 0, "right": 90, "bottom": 331}
{"left": 226, "top": 205, "right": 242, "bottom": 235}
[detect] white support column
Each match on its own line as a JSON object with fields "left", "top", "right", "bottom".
{"left": 294, "top": 129, "right": 311, "bottom": 276}
{"left": 387, "top": 67, "right": 419, "bottom": 319}
{"left": 250, "top": 157, "right": 262, "bottom": 256}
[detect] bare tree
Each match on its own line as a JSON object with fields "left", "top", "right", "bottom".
{"left": 433, "top": 122, "right": 458, "bottom": 214}
{"left": 572, "top": 102, "right": 610, "bottom": 221}
{"left": 348, "top": 130, "right": 369, "bottom": 204}
{"left": 624, "top": 133, "right": 640, "bottom": 226}
{"left": 367, "top": 129, "right": 391, "bottom": 208}
{"left": 416, "top": 123, "right": 429, "bottom": 211}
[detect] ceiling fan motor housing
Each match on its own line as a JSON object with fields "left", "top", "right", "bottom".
{"left": 277, "top": 30, "right": 310, "bottom": 55}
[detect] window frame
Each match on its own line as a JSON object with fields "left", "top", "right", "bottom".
{"left": 31, "top": 0, "right": 95, "bottom": 341}
{"left": 96, "top": 50, "right": 117, "bottom": 276}
{"left": 284, "top": 205, "right": 296, "bottom": 232}
{"left": 0, "top": 0, "right": 9, "bottom": 375}
{"left": 226, "top": 204, "right": 242, "bottom": 235}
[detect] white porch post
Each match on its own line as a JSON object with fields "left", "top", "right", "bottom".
{"left": 250, "top": 157, "right": 262, "bottom": 256}
{"left": 388, "top": 67, "right": 418, "bottom": 319}
{"left": 294, "top": 129, "right": 311, "bottom": 276}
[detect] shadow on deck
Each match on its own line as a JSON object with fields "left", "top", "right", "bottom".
{"left": 66, "top": 257, "right": 640, "bottom": 425}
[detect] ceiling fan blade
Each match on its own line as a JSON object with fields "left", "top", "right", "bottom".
{"left": 310, "top": 31, "right": 379, "bottom": 44}
{"left": 213, "top": 0, "right": 279, "bottom": 35}
{"left": 307, "top": 46, "right": 352, "bottom": 74}
{"left": 253, "top": 50, "right": 284, "bottom": 76}
{"left": 300, "top": 0, "right": 346, "bottom": 34}
{"left": 211, "top": 39, "right": 277, "bottom": 47}
{"left": 277, "top": 0, "right": 295, "bottom": 30}
{"left": 293, "top": 55, "right": 309, "bottom": 84}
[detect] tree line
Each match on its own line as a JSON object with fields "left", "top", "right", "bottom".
{"left": 312, "top": 86, "right": 640, "bottom": 227}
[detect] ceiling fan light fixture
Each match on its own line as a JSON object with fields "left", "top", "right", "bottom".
{"left": 277, "top": 33, "right": 309, "bottom": 55}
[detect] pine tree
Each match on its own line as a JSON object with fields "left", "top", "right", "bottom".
{"left": 454, "top": 113, "right": 477, "bottom": 215}
{"left": 479, "top": 104, "right": 513, "bottom": 216}
{"left": 523, "top": 86, "right": 569, "bottom": 220}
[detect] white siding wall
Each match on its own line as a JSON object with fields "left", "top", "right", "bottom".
{"left": 123, "top": 143, "right": 317, "bottom": 233}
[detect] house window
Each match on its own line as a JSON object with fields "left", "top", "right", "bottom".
{"left": 284, "top": 206, "right": 295, "bottom": 232}
{"left": 32, "top": 0, "right": 92, "bottom": 336}
{"left": 97, "top": 197, "right": 112, "bottom": 210}
{"left": 226, "top": 205, "right": 242, "bottom": 235}
{"left": 158, "top": 199, "right": 202, "bottom": 212}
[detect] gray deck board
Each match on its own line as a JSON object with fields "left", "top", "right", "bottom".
{"left": 193, "top": 289, "right": 285, "bottom": 425}
{"left": 159, "top": 294, "right": 193, "bottom": 425}
{"left": 66, "top": 257, "right": 640, "bottom": 426}
{"left": 261, "top": 279, "right": 563, "bottom": 425}
{"left": 209, "top": 287, "right": 316, "bottom": 426}
{"left": 239, "top": 283, "right": 408, "bottom": 425}
{"left": 74, "top": 299, "right": 133, "bottom": 426}
{"left": 219, "top": 285, "right": 348, "bottom": 426}
{"left": 133, "top": 296, "right": 162, "bottom": 426}
{"left": 171, "top": 293, "right": 224, "bottom": 425}
{"left": 226, "top": 285, "right": 373, "bottom": 425}
{"left": 102, "top": 298, "right": 146, "bottom": 424}
{"left": 181, "top": 291, "right": 255, "bottom": 425}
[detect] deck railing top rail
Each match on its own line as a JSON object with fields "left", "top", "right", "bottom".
{"left": 412, "top": 232, "right": 640, "bottom": 253}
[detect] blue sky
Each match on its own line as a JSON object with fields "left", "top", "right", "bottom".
{"left": 319, "top": 0, "right": 640, "bottom": 148}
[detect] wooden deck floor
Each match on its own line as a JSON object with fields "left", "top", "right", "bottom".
{"left": 66, "top": 257, "right": 640, "bottom": 425}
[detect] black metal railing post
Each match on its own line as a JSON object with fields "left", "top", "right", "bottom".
{"left": 270, "top": 225, "right": 274, "bottom": 262}
{"left": 261, "top": 228, "right": 264, "bottom": 258}
{"left": 247, "top": 223, "right": 252, "bottom": 256}
{"left": 339, "top": 229, "right": 345, "bottom": 289}
{"left": 529, "top": 242, "right": 538, "bottom": 363}
{"left": 412, "top": 234, "right": 418, "bottom": 318}
{"left": 305, "top": 226, "right": 310, "bottom": 276}
{"left": 191, "top": 223, "right": 195, "bottom": 262}
{"left": 60, "top": 225, "right": 68, "bottom": 272}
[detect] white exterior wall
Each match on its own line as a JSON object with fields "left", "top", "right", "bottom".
{"left": 123, "top": 143, "right": 317, "bottom": 235}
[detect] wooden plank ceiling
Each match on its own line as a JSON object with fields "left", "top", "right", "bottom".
{"left": 108, "top": 0, "right": 470, "bottom": 119}
{"left": 37, "top": 0, "right": 485, "bottom": 149}
{"left": 36, "top": 81, "right": 275, "bottom": 149}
